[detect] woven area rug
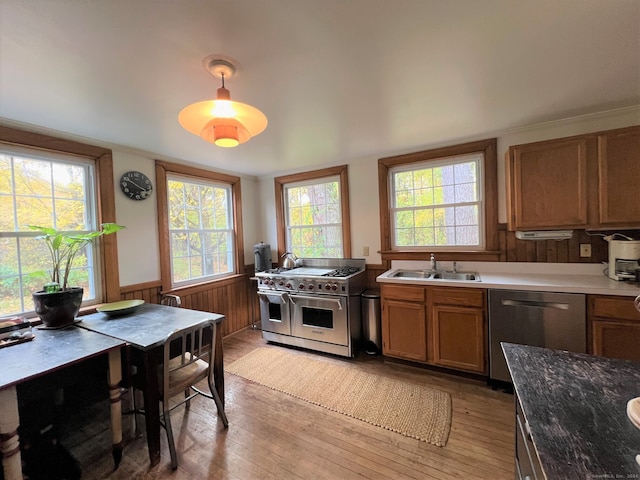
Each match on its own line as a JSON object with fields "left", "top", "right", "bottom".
{"left": 225, "top": 347, "right": 452, "bottom": 447}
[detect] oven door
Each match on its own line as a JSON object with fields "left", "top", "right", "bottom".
{"left": 258, "top": 291, "right": 291, "bottom": 335}
{"left": 290, "top": 294, "right": 348, "bottom": 346}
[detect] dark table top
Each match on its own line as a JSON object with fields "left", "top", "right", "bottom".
{"left": 502, "top": 342, "right": 640, "bottom": 479}
{"left": 0, "top": 326, "right": 125, "bottom": 390}
{"left": 79, "top": 303, "right": 224, "bottom": 350}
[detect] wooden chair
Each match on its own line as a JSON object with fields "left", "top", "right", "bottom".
{"left": 160, "top": 320, "right": 228, "bottom": 469}
{"left": 160, "top": 294, "right": 182, "bottom": 307}
{"left": 126, "top": 294, "right": 183, "bottom": 437}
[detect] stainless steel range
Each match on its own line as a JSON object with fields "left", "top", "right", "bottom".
{"left": 256, "top": 258, "right": 366, "bottom": 357}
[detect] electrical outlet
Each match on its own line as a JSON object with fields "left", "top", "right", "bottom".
{"left": 579, "top": 244, "right": 591, "bottom": 257}
{"left": 362, "top": 246, "right": 370, "bottom": 256}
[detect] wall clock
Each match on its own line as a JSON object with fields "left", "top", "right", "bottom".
{"left": 120, "top": 171, "right": 153, "bottom": 201}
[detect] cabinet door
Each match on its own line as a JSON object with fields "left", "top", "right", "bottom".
{"left": 592, "top": 320, "right": 640, "bottom": 361}
{"left": 432, "top": 305, "right": 486, "bottom": 373}
{"left": 597, "top": 126, "right": 640, "bottom": 226}
{"left": 507, "top": 138, "right": 589, "bottom": 230}
{"left": 382, "top": 299, "right": 426, "bottom": 362}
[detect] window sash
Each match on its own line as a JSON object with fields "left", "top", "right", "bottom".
{"left": 166, "top": 174, "right": 235, "bottom": 286}
{"left": 0, "top": 149, "right": 99, "bottom": 316}
{"left": 283, "top": 175, "right": 344, "bottom": 258}
{"left": 389, "top": 154, "right": 485, "bottom": 250}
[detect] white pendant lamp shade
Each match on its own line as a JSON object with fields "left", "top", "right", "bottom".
{"left": 178, "top": 58, "right": 267, "bottom": 147}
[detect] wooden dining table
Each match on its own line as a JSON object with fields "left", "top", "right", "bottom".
{"left": 79, "top": 303, "right": 225, "bottom": 466}
{"left": 0, "top": 327, "right": 125, "bottom": 480}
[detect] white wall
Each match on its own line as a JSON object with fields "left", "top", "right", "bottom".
{"left": 113, "top": 152, "right": 160, "bottom": 286}
{"left": 257, "top": 106, "right": 640, "bottom": 266}
{"left": 111, "top": 106, "right": 639, "bottom": 285}
{"left": 112, "top": 152, "right": 261, "bottom": 286}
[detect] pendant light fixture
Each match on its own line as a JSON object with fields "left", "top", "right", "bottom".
{"left": 178, "top": 57, "right": 267, "bottom": 147}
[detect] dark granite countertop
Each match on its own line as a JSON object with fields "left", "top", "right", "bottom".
{"left": 503, "top": 343, "right": 640, "bottom": 479}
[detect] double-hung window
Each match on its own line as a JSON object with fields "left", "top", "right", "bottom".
{"left": 156, "top": 160, "right": 243, "bottom": 292}
{"left": 0, "top": 146, "right": 99, "bottom": 316}
{"left": 379, "top": 139, "right": 498, "bottom": 258}
{"left": 390, "top": 154, "right": 484, "bottom": 249}
{"left": 275, "top": 165, "right": 351, "bottom": 259}
{"left": 167, "top": 175, "right": 235, "bottom": 285}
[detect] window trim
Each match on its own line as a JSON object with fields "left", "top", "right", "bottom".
{"left": 275, "top": 165, "right": 351, "bottom": 260}
{"left": 156, "top": 160, "right": 245, "bottom": 293}
{"left": 0, "top": 125, "right": 121, "bottom": 304}
{"left": 166, "top": 173, "right": 235, "bottom": 287}
{"left": 378, "top": 138, "right": 499, "bottom": 262}
{"left": 389, "top": 153, "right": 485, "bottom": 250}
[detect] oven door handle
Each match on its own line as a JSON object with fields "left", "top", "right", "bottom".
{"left": 289, "top": 295, "right": 343, "bottom": 310}
{"left": 257, "top": 291, "right": 290, "bottom": 302}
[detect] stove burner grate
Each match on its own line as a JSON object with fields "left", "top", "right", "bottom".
{"left": 323, "top": 267, "right": 361, "bottom": 278}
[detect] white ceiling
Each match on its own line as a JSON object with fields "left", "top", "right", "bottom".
{"left": 1, "top": 0, "right": 639, "bottom": 177}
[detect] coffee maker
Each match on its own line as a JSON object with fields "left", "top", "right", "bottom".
{"left": 608, "top": 239, "right": 640, "bottom": 281}
{"left": 253, "top": 242, "right": 272, "bottom": 273}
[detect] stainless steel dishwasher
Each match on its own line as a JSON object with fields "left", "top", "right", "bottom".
{"left": 488, "top": 289, "right": 586, "bottom": 383}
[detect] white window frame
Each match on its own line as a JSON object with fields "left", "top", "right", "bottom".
{"left": 389, "top": 153, "right": 485, "bottom": 251}
{"left": 0, "top": 145, "right": 101, "bottom": 316}
{"left": 166, "top": 173, "right": 235, "bottom": 287}
{"left": 283, "top": 175, "right": 344, "bottom": 259}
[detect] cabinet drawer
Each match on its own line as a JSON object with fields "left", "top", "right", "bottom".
{"left": 381, "top": 284, "right": 425, "bottom": 302}
{"left": 431, "top": 287, "right": 484, "bottom": 307}
{"left": 590, "top": 295, "right": 640, "bottom": 322}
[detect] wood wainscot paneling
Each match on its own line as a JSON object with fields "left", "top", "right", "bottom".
{"left": 499, "top": 226, "right": 640, "bottom": 263}
{"left": 120, "top": 281, "right": 162, "bottom": 304}
{"left": 364, "top": 264, "right": 388, "bottom": 290}
{"left": 163, "top": 274, "right": 258, "bottom": 337}
{"left": 375, "top": 226, "right": 638, "bottom": 265}
{"left": 120, "top": 270, "right": 260, "bottom": 338}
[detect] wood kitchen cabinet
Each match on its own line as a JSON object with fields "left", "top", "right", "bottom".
{"left": 506, "top": 124, "right": 640, "bottom": 231}
{"left": 588, "top": 294, "right": 640, "bottom": 361}
{"left": 430, "top": 287, "right": 487, "bottom": 374}
{"left": 596, "top": 126, "right": 640, "bottom": 226}
{"left": 381, "top": 284, "right": 488, "bottom": 374}
{"left": 507, "top": 136, "right": 590, "bottom": 230}
{"left": 381, "top": 284, "right": 427, "bottom": 362}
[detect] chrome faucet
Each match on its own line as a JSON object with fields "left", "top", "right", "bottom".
{"left": 452, "top": 261, "right": 458, "bottom": 273}
{"left": 430, "top": 253, "right": 437, "bottom": 272}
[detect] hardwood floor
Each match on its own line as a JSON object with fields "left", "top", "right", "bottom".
{"left": 60, "top": 328, "right": 515, "bottom": 479}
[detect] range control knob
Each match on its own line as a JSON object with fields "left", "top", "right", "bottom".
{"left": 307, "top": 284, "right": 314, "bottom": 290}
{"left": 268, "top": 280, "right": 275, "bottom": 286}
{"left": 285, "top": 283, "right": 292, "bottom": 289}
{"left": 325, "top": 284, "right": 331, "bottom": 290}
{"left": 298, "top": 284, "right": 305, "bottom": 290}
{"left": 331, "top": 283, "right": 338, "bottom": 291}
{"left": 278, "top": 280, "right": 284, "bottom": 286}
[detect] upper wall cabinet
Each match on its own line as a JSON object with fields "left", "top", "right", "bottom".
{"left": 597, "top": 127, "right": 640, "bottom": 226}
{"left": 507, "top": 137, "right": 590, "bottom": 230}
{"left": 506, "top": 125, "right": 640, "bottom": 231}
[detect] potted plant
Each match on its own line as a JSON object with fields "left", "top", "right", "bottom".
{"left": 29, "top": 223, "right": 125, "bottom": 328}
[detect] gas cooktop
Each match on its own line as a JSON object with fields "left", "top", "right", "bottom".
{"left": 255, "top": 258, "right": 366, "bottom": 295}
{"left": 256, "top": 258, "right": 365, "bottom": 279}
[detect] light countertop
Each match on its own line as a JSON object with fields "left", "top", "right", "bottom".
{"left": 376, "top": 261, "right": 640, "bottom": 297}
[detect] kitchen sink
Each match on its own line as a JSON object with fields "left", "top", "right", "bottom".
{"left": 391, "top": 270, "right": 432, "bottom": 278}
{"left": 391, "top": 270, "right": 481, "bottom": 281}
{"left": 431, "top": 271, "right": 480, "bottom": 281}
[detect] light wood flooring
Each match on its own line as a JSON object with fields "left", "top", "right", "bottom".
{"left": 60, "top": 328, "right": 515, "bottom": 479}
